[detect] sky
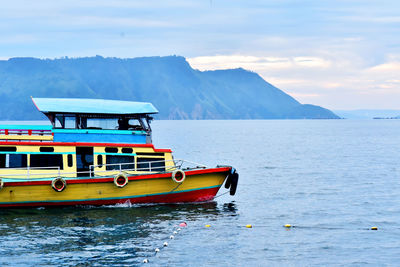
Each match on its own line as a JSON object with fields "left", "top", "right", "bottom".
{"left": 1, "top": 0, "right": 400, "bottom": 110}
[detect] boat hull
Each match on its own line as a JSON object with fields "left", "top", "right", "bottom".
{"left": 0, "top": 167, "right": 231, "bottom": 208}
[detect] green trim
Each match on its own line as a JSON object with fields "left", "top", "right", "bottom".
{"left": 0, "top": 152, "right": 75, "bottom": 155}
{"left": 0, "top": 185, "right": 221, "bottom": 205}
{"left": 94, "top": 152, "right": 136, "bottom": 156}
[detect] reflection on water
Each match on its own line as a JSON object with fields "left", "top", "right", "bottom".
{"left": 0, "top": 202, "right": 237, "bottom": 266}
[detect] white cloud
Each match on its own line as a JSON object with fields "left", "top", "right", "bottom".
{"left": 293, "top": 57, "right": 331, "bottom": 68}
{"left": 188, "top": 55, "right": 331, "bottom": 72}
{"left": 188, "top": 54, "right": 400, "bottom": 109}
{"left": 0, "top": 0, "right": 399, "bottom": 109}
{"left": 367, "top": 62, "right": 400, "bottom": 72}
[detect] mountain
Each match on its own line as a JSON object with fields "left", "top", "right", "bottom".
{"left": 0, "top": 56, "right": 339, "bottom": 120}
{"left": 334, "top": 110, "right": 400, "bottom": 119}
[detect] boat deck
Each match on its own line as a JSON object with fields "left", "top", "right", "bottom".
{"left": 0, "top": 125, "right": 53, "bottom": 141}
{"left": 0, "top": 125, "right": 149, "bottom": 143}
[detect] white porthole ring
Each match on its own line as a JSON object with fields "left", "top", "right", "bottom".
{"left": 172, "top": 169, "right": 186, "bottom": 183}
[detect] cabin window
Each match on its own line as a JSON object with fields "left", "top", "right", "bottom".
{"left": 121, "top": 148, "right": 133, "bottom": 154}
{"left": 65, "top": 117, "right": 76, "bottom": 128}
{"left": 137, "top": 158, "right": 165, "bottom": 172}
{"left": 86, "top": 118, "right": 119, "bottom": 130}
{"left": 105, "top": 147, "right": 119, "bottom": 153}
{"left": 0, "top": 154, "right": 28, "bottom": 168}
{"left": 0, "top": 155, "right": 4, "bottom": 168}
{"left": 97, "top": 155, "right": 103, "bottom": 166}
{"left": 106, "top": 155, "right": 135, "bottom": 170}
{"left": 118, "top": 119, "right": 144, "bottom": 130}
{"left": 10, "top": 154, "right": 28, "bottom": 168}
{"left": 30, "top": 154, "right": 63, "bottom": 169}
{"left": 40, "top": 147, "right": 54, "bottom": 152}
{"left": 67, "top": 154, "right": 73, "bottom": 167}
{"left": 0, "top": 147, "right": 17, "bottom": 152}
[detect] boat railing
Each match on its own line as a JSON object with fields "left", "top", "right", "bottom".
{"left": 0, "top": 166, "right": 61, "bottom": 179}
{"left": 0, "top": 159, "right": 207, "bottom": 179}
{"left": 0, "top": 128, "right": 53, "bottom": 136}
{"left": 88, "top": 159, "right": 207, "bottom": 178}
{"left": 0, "top": 128, "right": 54, "bottom": 142}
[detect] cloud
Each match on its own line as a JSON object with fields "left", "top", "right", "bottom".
{"left": 188, "top": 55, "right": 331, "bottom": 71}
{"left": 367, "top": 62, "right": 400, "bottom": 72}
{"left": 188, "top": 53, "right": 400, "bottom": 109}
{"left": 1, "top": 0, "right": 399, "bottom": 109}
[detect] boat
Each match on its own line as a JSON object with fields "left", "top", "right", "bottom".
{"left": 0, "top": 98, "right": 238, "bottom": 208}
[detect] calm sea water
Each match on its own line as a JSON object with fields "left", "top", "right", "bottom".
{"left": 1, "top": 120, "right": 400, "bottom": 266}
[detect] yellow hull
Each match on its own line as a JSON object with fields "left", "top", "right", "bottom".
{"left": 0, "top": 167, "right": 230, "bottom": 207}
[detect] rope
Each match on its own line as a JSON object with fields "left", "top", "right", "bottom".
{"left": 214, "top": 190, "right": 229, "bottom": 199}
{"left": 169, "top": 182, "right": 182, "bottom": 192}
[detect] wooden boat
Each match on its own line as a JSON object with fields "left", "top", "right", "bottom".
{"left": 0, "top": 98, "right": 238, "bottom": 208}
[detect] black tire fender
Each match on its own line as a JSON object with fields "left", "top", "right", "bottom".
{"left": 229, "top": 172, "right": 239, "bottom": 196}
{"left": 224, "top": 174, "right": 232, "bottom": 189}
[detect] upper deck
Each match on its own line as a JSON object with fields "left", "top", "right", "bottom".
{"left": 0, "top": 98, "right": 159, "bottom": 144}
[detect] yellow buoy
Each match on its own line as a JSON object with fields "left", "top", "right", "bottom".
{"left": 205, "top": 224, "right": 211, "bottom": 228}
{"left": 246, "top": 224, "right": 252, "bottom": 228}
{"left": 371, "top": 226, "right": 378, "bottom": 230}
{"left": 284, "top": 224, "right": 292, "bottom": 228}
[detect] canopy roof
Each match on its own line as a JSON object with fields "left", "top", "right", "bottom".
{"left": 32, "top": 97, "right": 158, "bottom": 116}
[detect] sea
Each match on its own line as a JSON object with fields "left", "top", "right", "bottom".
{"left": 1, "top": 119, "right": 400, "bottom": 266}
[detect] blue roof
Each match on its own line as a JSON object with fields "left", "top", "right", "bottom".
{"left": 32, "top": 97, "right": 158, "bottom": 115}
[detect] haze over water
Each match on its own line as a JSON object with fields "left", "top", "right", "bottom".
{"left": 1, "top": 120, "right": 400, "bottom": 266}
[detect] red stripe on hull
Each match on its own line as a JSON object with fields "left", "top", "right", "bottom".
{"left": 0, "top": 187, "right": 220, "bottom": 208}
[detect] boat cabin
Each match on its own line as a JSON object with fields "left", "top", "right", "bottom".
{"left": 0, "top": 98, "right": 175, "bottom": 179}
{"left": 33, "top": 97, "right": 158, "bottom": 144}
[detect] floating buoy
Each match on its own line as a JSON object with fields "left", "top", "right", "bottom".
{"left": 143, "top": 259, "right": 148, "bottom": 263}
{"left": 371, "top": 226, "right": 378, "bottom": 230}
{"left": 177, "top": 228, "right": 181, "bottom": 231}
{"left": 155, "top": 248, "right": 160, "bottom": 253}
{"left": 205, "top": 224, "right": 211, "bottom": 228}
{"left": 163, "top": 242, "right": 168, "bottom": 247}
{"left": 179, "top": 222, "right": 187, "bottom": 227}
{"left": 173, "top": 231, "right": 178, "bottom": 234}
{"left": 170, "top": 235, "right": 175, "bottom": 239}
{"left": 284, "top": 224, "right": 292, "bottom": 228}
{"left": 246, "top": 224, "right": 252, "bottom": 228}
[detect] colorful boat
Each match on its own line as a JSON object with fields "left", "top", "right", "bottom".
{"left": 0, "top": 98, "right": 238, "bottom": 208}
